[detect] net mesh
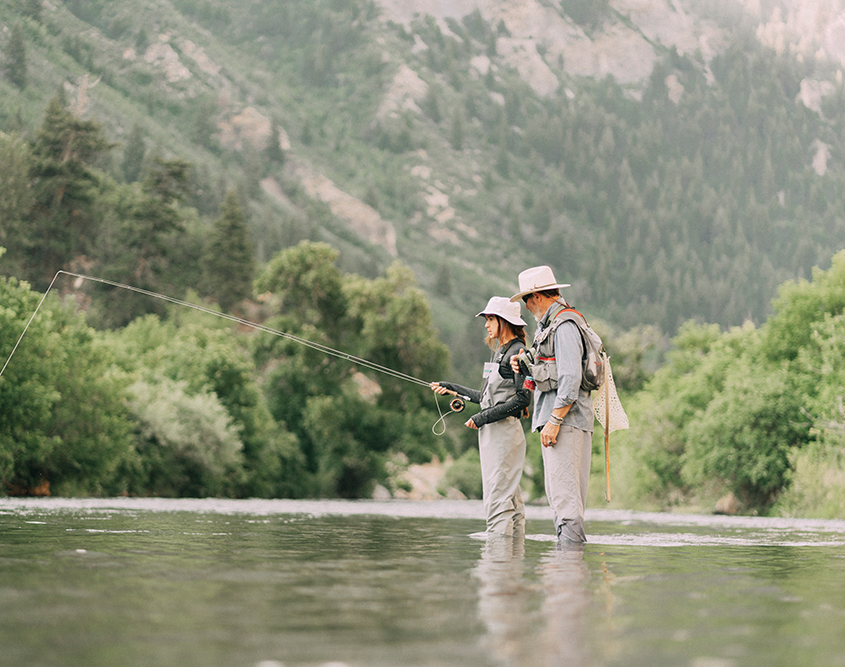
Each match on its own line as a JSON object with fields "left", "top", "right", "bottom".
{"left": 592, "top": 355, "right": 629, "bottom": 433}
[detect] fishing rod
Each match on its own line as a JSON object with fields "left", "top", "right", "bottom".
{"left": 0, "top": 270, "right": 468, "bottom": 429}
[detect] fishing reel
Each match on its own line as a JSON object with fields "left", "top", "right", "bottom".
{"left": 429, "top": 386, "right": 472, "bottom": 435}
{"left": 449, "top": 397, "right": 465, "bottom": 413}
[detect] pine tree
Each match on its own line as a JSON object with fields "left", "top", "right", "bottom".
{"left": 202, "top": 190, "right": 255, "bottom": 312}
{"left": 27, "top": 91, "right": 112, "bottom": 286}
{"left": 122, "top": 123, "right": 146, "bottom": 183}
{"left": 6, "top": 24, "right": 27, "bottom": 89}
{"left": 422, "top": 84, "right": 441, "bottom": 124}
{"left": 434, "top": 261, "right": 451, "bottom": 296}
{"left": 264, "top": 121, "right": 285, "bottom": 164}
{"left": 449, "top": 110, "right": 464, "bottom": 151}
{"left": 22, "top": 0, "right": 42, "bottom": 21}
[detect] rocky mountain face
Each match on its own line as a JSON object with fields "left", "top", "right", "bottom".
{"left": 374, "top": 0, "right": 845, "bottom": 94}
{"left": 267, "top": 0, "right": 845, "bottom": 285}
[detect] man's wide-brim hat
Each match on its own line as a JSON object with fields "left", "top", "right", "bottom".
{"left": 476, "top": 296, "right": 527, "bottom": 326}
{"left": 509, "top": 266, "right": 570, "bottom": 302}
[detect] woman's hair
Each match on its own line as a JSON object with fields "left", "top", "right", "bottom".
{"left": 485, "top": 315, "right": 527, "bottom": 350}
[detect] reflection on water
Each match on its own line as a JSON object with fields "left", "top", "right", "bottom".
{"left": 473, "top": 536, "right": 595, "bottom": 667}
{"left": 1, "top": 498, "right": 844, "bottom": 667}
{"left": 538, "top": 545, "right": 591, "bottom": 667}
{"left": 474, "top": 536, "right": 533, "bottom": 666}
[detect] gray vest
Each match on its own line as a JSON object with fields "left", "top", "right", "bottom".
{"left": 528, "top": 301, "right": 572, "bottom": 392}
{"left": 480, "top": 345, "right": 518, "bottom": 411}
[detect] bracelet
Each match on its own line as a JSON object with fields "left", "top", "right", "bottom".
{"left": 547, "top": 414, "right": 563, "bottom": 426}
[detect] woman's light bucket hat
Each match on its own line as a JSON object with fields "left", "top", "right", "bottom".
{"left": 476, "top": 296, "right": 527, "bottom": 327}
{"left": 509, "top": 266, "right": 570, "bottom": 302}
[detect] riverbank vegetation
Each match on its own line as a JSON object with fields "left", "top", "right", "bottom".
{"left": 4, "top": 230, "right": 845, "bottom": 517}
{"left": 1, "top": 239, "right": 450, "bottom": 499}
{"left": 2, "top": 1, "right": 845, "bottom": 517}
{"left": 601, "top": 250, "right": 845, "bottom": 518}
{"left": 4, "top": 187, "right": 845, "bottom": 517}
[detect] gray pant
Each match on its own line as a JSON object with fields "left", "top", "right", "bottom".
{"left": 479, "top": 416, "right": 526, "bottom": 535}
{"left": 542, "top": 424, "right": 591, "bottom": 542}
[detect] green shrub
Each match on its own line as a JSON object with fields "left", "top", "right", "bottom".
{"left": 440, "top": 448, "right": 482, "bottom": 499}
{"left": 128, "top": 378, "right": 244, "bottom": 497}
{"left": 0, "top": 276, "right": 136, "bottom": 496}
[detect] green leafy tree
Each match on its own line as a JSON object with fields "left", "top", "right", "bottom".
{"left": 762, "top": 251, "right": 845, "bottom": 364}
{"left": 0, "top": 276, "right": 136, "bottom": 496}
{"left": 626, "top": 252, "right": 845, "bottom": 512}
{"left": 128, "top": 377, "right": 245, "bottom": 497}
{"left": 681, "top": 351, "right": 810, "bottom": 509}
{"left": 254, "top": 240, "right": 345, "bottom": 335}
{"left": 254, "top": 241, "right": 449, "bottom": 496}
{"left": 774, "top": 311, "right": 845, "bottom": 517}
{"left": 202, "top": 190, "right": 255, "bottom": 313}
{"left": 107, "top": 315, "right": 306, "bottom": 497}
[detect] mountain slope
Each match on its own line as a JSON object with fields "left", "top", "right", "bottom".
{"left": 3, "top": 0, "right": 845, "bottom": 381}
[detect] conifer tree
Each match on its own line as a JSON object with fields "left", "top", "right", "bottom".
{"left": 422, "top": 84, "right": 441, "bottom": 123}
{"left": 449, "top": 110, "right": 464, "bottom": 151}
{"left": 122, "top": 123, "right": 146, "bottom": 183}
{"left": 27, "top": 91, "right": 111, "bottom": 286}
{"left": 0, "top": 135, "right": 34, "bottom": 271}
{"left": 23, "top": 0, "right": 42, "bottom": 21}
{"left": 5, "top": 24, "right": 27, "bottom": 89}
{"left": 202, "top": 190, "right": 255, "bottom": 312}
{"left": 434, "top": 261, "right": 451, "bottom": 296}
{"left": 264, "top": 121, "right": 285, "bottom": 164}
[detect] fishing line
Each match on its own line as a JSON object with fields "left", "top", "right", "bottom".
{"left": 0, "top": 270, "right": 466, "bottom": 432}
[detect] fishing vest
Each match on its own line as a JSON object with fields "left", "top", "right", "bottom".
{"left": 528, "top": 301, "right": 605, "bottom": 393}
{"left": 480, "top": 339, "right": 523, "bottom": 411}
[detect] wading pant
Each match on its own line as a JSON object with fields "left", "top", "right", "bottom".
{"left": 542, "top": 424, "right": 592, "bottom": 543}
{"left": 478, "top": 415, "right": 526, "bottom": 536}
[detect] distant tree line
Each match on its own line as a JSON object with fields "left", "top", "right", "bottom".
{"left": 0, "top": 93, "right": 451, "bottom": 498}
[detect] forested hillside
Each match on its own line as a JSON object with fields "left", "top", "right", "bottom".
{"left": 3, "top": 0, "right": 845, "bottom": 366}
{"left": 2, "top": 0, "right": 845, "bottom": 512}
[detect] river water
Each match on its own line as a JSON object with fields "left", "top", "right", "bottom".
{"left": 1, "top": 498, "right": 844, "bottom": 667}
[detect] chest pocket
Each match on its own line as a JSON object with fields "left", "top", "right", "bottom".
{"left": 528, "top": 323, "right": 559, "bottom": 392}
{"left": 529, "top": 356, "right": 558, "bottom": 392}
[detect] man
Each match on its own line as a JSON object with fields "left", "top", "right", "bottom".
{"left": 510, "top": 266, "right": 593, "bottom": 544}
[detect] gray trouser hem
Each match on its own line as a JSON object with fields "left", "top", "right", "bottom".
{"left": 556, "top": 519, "right": 587, "bottom": 544}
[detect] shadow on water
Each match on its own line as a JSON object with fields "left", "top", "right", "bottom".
{"left": 1, "top": 498, "right": 844, "bottom": 667}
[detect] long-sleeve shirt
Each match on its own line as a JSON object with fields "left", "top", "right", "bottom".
{"left": 530, "top": 316, "right": 594, "bottom": 434}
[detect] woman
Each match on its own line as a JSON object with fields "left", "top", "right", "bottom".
{"left": 431, "top": 297, "right": 530, "bottom": 536}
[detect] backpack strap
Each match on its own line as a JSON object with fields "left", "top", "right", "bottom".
{"left": 534, "top": 304, "right": 583, "bottom": 347}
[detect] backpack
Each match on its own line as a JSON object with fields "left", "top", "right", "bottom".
{"left": 530, "top": 306, "right": 606, "bottom": 392}
{"left": 556, "top": 309, "right": 606, "bottom": 391}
